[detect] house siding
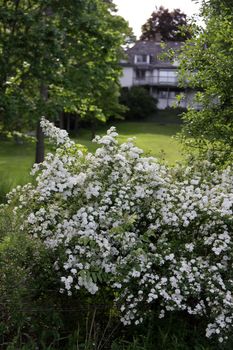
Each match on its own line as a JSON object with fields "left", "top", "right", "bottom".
{"left": 120, "top": 66, "right": 134, "bottom": 88}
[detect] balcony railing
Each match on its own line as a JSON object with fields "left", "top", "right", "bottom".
{"left": 133, "top": 75, "right": 178, "bottom": 86}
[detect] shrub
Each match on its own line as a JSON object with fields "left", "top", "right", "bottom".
{"left": 2, "top": 118, "right": 233, "bottom": 347}
{"left": 119, "top": 87, "right": 157, "bottom": 120}
{"left": 0, "top": 219, "right": 118, "bottom": 349}
{"left": 0, "top": 176, "right": 13, "bottom": 204}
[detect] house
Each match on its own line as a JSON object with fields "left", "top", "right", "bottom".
{"left": 120, "top": 39, "right": 197, "bottom": 110}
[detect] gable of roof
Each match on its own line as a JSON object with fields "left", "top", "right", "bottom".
{"left": 124, "top": 40, "right": 183, "bottom": 68}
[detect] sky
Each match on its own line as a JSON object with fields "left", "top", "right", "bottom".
{"left": 113, "top": 0, "right": 201, "bottom": 38}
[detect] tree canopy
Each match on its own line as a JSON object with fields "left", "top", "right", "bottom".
{"left": 178, "top": 0, "right": 233, "bottom": 165}
{"left": 0, "top": 0, "right": 131, "bottom": 160}
{"left": 140, "top": 6, "right": 191, "bottom": 41}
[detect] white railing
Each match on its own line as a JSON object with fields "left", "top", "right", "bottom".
{"left": 133, "top": 75, "right": 178, "bottom": 86}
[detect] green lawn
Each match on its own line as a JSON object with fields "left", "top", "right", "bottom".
{"left": 0, "top": 122, "right": 182, "bottom": 192}
{"left": 76, "top": 122, "right": 182, "bottom": 162}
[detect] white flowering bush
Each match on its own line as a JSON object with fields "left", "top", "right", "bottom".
{"left": 5, "top": 118, "right": 233, "bottom": 344}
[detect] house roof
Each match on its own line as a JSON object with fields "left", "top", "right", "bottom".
{"left": 123, "top": 40, "right": 183, "bottom": 68}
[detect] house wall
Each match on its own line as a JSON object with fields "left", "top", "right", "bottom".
{"left": 152, "top": 68, "right": 159, "bottom": 83}
{"left": 119, "top": 67, "right": 133, "bottom": 87}
{"left": 120, "top": 66, "right": 199, "bottom": 110}
{"left": 151, "top": 89, "right": 190, "bottom": 110}
{"left": 158, "top": 99, "right": 188, "bottom": 109}
{"left": 157, "top": 98, "right": 171, "bottom": 109}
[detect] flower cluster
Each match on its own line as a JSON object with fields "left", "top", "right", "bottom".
{"left": 5, "top": 119, "right": 233, "bottom": 343}
{"left": 40, "top": 117, "right": 74, "bottom": 147}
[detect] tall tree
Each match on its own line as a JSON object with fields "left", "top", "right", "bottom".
{"left": 140, "top": 6, "right": 191, "bottom": 41}
{"left": 178, "top": 0, "right": 233, "bottom": 165}
{"left": 0, "top": 0, "right": 131, "bottom": 162}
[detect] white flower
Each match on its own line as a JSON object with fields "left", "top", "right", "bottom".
{"left": 5, "top": 120, "right": 233, "bottom": 343}
{"left": 185, "top": 243, "right": 194, "bottom": 252}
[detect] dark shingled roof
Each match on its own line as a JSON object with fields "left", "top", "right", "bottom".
{"left": 123, "top": 40, "right": 183, "bottom": 69}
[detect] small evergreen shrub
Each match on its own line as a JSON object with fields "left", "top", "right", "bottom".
{"left": 119, "top": 87, "right": 157, "bottom": 120}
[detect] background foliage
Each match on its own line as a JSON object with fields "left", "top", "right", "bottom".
{"left": 178, "top": 0, "right": 233, "bottom": 165}
{"left": 0, "top": 0, "right": 132, "bottom": 161}
{"left": 140, "top": 6, "right": 191, "bottom": 41}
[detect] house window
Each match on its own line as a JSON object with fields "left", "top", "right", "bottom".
{"left": 135, "top": 69, "right": 146, "bottom": 80}
{"left": 168, "top": 91, "right": 179, "bottom": 99}
{"left": 159, "top": 70, "right": 177, "bottom": 83}
{"left": 135, "top": 54, "right": 148, "bottom": 64}
{"left": 159, "top": 90, "right": 168, "bottom": 99}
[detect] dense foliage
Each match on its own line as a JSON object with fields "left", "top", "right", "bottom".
{"left": 140, "top": 6, "right": 191, "bottom": 41}
{"left": 119, "top": 87, "right": 157, "bottom": 120}
{"left": 1, "top": 120, "right": 233, "bottom": 348}
{"left": 0, "top": 0, "right": 131, "bottom": 161}
{"left": 178, "top": 0, "right": 233, "bottom": 165}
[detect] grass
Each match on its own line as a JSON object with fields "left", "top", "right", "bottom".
{"left": 0, "top": 121, "right": 182, "bottom": 198}
{"left": 76, "top": 121, "right": 182, "bottom": 163}
{"left": 0, "top": 141, "right": 34, "bottom": 184}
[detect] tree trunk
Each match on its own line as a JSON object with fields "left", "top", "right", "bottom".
{"left": 67, "top": 114, "right": 71, "bottom": 133}
{"left": 35, "top": 120, "right": 45, "bottom": 163}
{"left": 91, "top": 119, "right": 97, "bottom": 140}
{"left": 35, "top": 84, "right": 48, "bottom": 163}
{"left": 74, "top": 115, "right": 79, "bottom": 135}
{"left": 59, "top": 111, "right": 64, "bottom": 129}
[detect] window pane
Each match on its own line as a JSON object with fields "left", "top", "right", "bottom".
{"left": 169, "top": 91, "right": 176, "bottom": 98}
{"left": 159, "top": 90, "right": 167, "bottom": 98}
{"left": 135, "top": 55, "right": 147, "bottom": 63}
{"left": 167, "top": 71, "right": 177, "bottom": 77}
{"left": 159, "top": 70, "right": 177, "bottom": 83}
{"left": 135, "top": 69, "right": 146, "bottom": 80}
